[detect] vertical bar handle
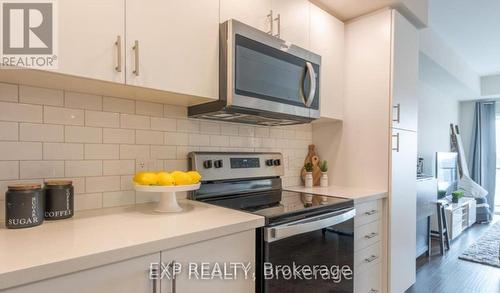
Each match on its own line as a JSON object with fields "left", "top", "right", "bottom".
{"left": 114, "top": 35, "right": 122, "bottom": 72}
{"left": 267, "top": 10, "right": 273, "bottom": 35}
{"left": 305, "top": 62, "right": 316, "bottom": 107}
{"left": 133, "top": 40, "right": 140, "bottom": 76}
{"left": 393, "top": 103, "right": 401, "bottom": 123}
{"left": 274, "top": 13, "right": 281, "bottom": 38}
{"left": 392, "top": 132, "right": 400, "bottom": 152}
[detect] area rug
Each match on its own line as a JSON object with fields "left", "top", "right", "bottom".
{"left": 459, "top": 221, "right": 500, "bottom": 268}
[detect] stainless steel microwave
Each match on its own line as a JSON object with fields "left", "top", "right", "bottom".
{"left": 188, "top": 19, "right": 321, "bottom": 126}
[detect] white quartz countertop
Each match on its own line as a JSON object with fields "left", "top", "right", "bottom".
{"left": 285, "top": 185, "right": 387, "bottom": 203}
{"left": 0, "top": 200, "right": 264, "bottom": 290}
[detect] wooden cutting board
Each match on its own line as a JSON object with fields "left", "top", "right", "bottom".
{"left": 300, "top": 144, "right": 322, "bottom": 186}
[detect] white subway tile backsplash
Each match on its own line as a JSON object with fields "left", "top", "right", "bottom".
{"left": 20, "top": 86, "right": 63, "bottom": 106}
{"left": 0, "top": 102, "right": 42, "bottom": 123}
{"left": 103, "top": 128, "right": 134, "bottom": 144}
{"left": 164, "top": 132, "right": 188, "bottom": 146}
{"left": 136, "top": 130, "right": 164, "bottom": 145}
{"left": 86, "top": 176, "right": 120, "bottom": 193}
{"left": 103, "top": 160, "right": 135, "bottom": 175}
{"left": 200, "top": 121, "right": 220, "bottom": 134}
{"left": 120, "top": 114, "right": 150, "bottom": 130}
{"left": 270, "top": 128, "right": 285, "bottom": 138}
{"left": 220, "top": 124, "right": 239, "bottom": 136}
{"left": 43, "top": 143, "right": 83, "bottom": 160}
{"left": 103, "top": 96, "right": 135, "bottom": 114}
{"left": 0, "top": 122, "right": 18, "bottom": 141}
{"left": 86, "top": 110, "right": 120, "bottom": 128}
{"left": 65, "top": 126, "right": 102, "bottom": 143}
{"left": 136, "top": 101, "right": 163, "bottom": 117}
{"left": 120, "top": 175, "right": 134, "bottom": 191}
{"left": 0, "top": 161, "right": 19, "bottom": 180}
{"left": 0, "top": 142, "right": 42, "bottom": 160}
{"left": 65, "top": 92, "right": 102, "bottom": 110}
{"left": 239, "top": 126, "right": 255, "bottom": 137}
{"left": 164, "top": 160, "right": 188, "bottom": 171}
{"left": 120, "top": 145, "right": 150, "bottom": 159}
{"left": 164, "top": 104, "right": 187, "bottom": 118}
{"left": 188, "top": 134, "right": 210, "bottom": 146}
{"left": 0, "top": 83, "right": 18, "bottom": 102}
{"left": 176, "top": 146, "right": 199, "bottom": 160}
{"left": 65, "top": 160, "right": 102, "bottom": 177}
{"left": 176, "top": 119, "right": 199, "bottom": 133}
{"left": 44, "top": 106, "right": 84, "bottom": 125}
{"left": 103, "top": 190, "right": 135, "bottom": 207}
{"left": 85, "top": 144, "right": 119, "bottom": 160}
{"left": 151, "top": 145, "right": 177, "bottom": 159}
{"left": 20, "top": 161, "right": 64, "bottom": 179}
{"left": 20, "top": 123, "right": 64, "bottom": 142}
{"left": 74, "top": 193, "right": 102, "bottom": 211}
{"left": 151, "top": 117, "right": 176, "bottom": 131}
{"left": 255, "top": 127, "right": 270, "bottom": 138}
{"left": 209, "top": 135, "right": 229, "bottom": 147}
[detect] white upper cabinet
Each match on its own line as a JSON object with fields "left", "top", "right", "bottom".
{"left": 56, "top": 0, "right": 125, "bottom": 83}
{"left": 391, "top": 10, "right": 419, "bottom": 131}
{"left": 220, "top": 0, "right": 272, "bottom": 33}
{"left": 271, "top": 0, "right": 310, "bottom": 49}
{"left": 310, "top": 4, "right": 344, "bottom": 120}
{"left": 125, "top": 0, "right": 219, "bottom": 99}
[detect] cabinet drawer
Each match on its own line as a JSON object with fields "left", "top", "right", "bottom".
{"left": 354, "top": 262, "right": 382, "bottom": 293}
{"left": 355, "top": 220, "right": 381, "bottom": 252}
{"left": 355, "top": 200, "right": 382, "bottom": 227}
{"left": 354, "top": 242, "right": 381, "bottom": 275}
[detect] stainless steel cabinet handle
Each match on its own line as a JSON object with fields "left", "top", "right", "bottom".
{"left": 115, "top": 35, "right": 122, "bottom": 72}
{"left": 364, "top": 232, "right": 378, "bottom": 239}
{"left": 133, "top": 40, "right": 140, "bottom": 76}
{"left": 364, "top": 209, "right": 378, "bottom": 216}
{"left": 393, "top": 103, "right": 401, "bottom": 123}
{"left": 274, "top": 13, "right": 281, "bottom": 38}
{"left": 392, "top": 132, "right": 400, "bottom": 152}
{"left": 267, "top": 10, "right": 273, "bottom": 35}
{"left": 364, "top": 255, "right": 378, "bottom": 263}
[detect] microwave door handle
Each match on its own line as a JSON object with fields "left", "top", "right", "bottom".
{"left": 305, "top": 62, "right": 316, "bottom": 107}
{"left": 265, "top": 208, "right": 356, "bottom": 242}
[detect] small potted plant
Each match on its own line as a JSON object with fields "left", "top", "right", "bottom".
{"left": 319, "top": 160, "right": 328, "bottom": 187}
{"left": 451, "top": 190, "right": 464, "bottom": 203}
{"left": 304, "top": 162, "right": 313, "bottom": 187}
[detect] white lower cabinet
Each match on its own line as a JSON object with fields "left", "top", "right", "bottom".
{"left": 161, "top": 230, "right": 255, "bottom": 293}
{"left": 354, "top": 199, "right": 384, "bottom": 293}
{"left": 3, "top": 253, "right": 159, "bottom": 293}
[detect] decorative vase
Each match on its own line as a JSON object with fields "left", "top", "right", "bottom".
{"left": 305, "top": 172, "right": 313, "bottom": 187}
{"left": 320, "top": 172, "right": 328, "bottom": 187}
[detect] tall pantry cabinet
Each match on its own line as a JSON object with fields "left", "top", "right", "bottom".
{"left": 314, "top": 8, "right": 419, "bottom": 293}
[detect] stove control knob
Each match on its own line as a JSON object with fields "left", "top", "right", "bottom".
{"left": 265, "top": 159, "right": 274, "bottom": 166}
{"left": 273, "top": 159, "right": 281, "bottom": 166}
{"left": 203, "top": 160, "right": 213, "bottom": 169}
{"left": 214, "top": 160, "right": 223, "bottom": 168}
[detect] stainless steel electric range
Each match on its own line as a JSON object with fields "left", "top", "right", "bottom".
{"left": 189, "top": 152, "right": 355, "bottom": 293}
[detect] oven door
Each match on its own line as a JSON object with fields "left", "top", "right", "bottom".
{"left": 261, "top": 208, "right": 355, "bottom": 293}
{"left": 223, "top": 20, "right": 321, "bottom": 119}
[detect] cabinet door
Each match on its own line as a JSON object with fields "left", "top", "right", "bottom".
{"left": 271, "top": 0, "right": 310, "bottom": 49}
{"left": 389, "top": 129, "right": 417, "bottom": 293}
{"left": 4, "top": 253, "right": 160, "bottom": 293}
{"left": 126, "top": 0, "right": 219, "bottom": 99}
{"left": 161, "top": 230, "right": 255, "bottom": 293}
{"left": 220, "top": 0, "right": 272, "bottom": 33}
{"left": 310, "top": 4, "right": 344, "bottom": 120}
{"left": 55, "top": 0, "right": 125, "bottom": 83}
{"left": 391, "top": 10, "right": 418, "bottom": 131}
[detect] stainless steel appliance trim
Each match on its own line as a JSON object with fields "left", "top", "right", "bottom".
{"left": 114, "top": 35, "right": 122, "bottom": 72}
{"left": 232, "top": 94, "right": 310, "bottom": 118}
{"left": 305, "top": 61, "right": 316, "bottom": 107}
{"left": 264, "top": 207, "right": 356, "bottom": 242}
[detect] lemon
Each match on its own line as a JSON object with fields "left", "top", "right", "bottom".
{"left": 171, "top": 171, "right": 192, "bottom": 185}
{"left": 186, "top": 171, "right": 201, "bottom": 184}
{"left": 133, "top": 172, "right": 158, "bottom": 185}
{"left": 157, "top": 172, "right": 174, "bottom": 186}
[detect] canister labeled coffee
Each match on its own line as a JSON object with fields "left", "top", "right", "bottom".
{"left": 5, "top": 184, "right": 44, "bottom": 229}
{"left": 44, "top": 180, "right": 74, "bottom": 220}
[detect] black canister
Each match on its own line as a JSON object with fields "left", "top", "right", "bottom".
{"left": 44, "top": 180, "right": 74, "bottom": 220}
{"left": 5, "top": 184, "right": 44, "bottom": 229}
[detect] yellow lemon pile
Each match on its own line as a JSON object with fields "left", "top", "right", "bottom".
{"left": 133, "top": 170, "right": 201, "bottom": 186}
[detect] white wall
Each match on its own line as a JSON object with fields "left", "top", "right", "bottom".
{"left": 417, "top": 81, "right": 459, "bottom": 175}
{"left": 459, "top": 101, "right": 476, "bottom": 164}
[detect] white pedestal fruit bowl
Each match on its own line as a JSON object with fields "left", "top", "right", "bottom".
{"left": 134, "top": 183, "right": 201, "bottom": 213}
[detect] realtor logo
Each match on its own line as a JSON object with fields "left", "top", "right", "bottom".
{"left": 0, "top": 0, "right": 58, "bottom": 68}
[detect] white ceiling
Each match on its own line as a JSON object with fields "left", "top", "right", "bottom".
{"left": 429, "top": 0, "right": 500, "bottom": 76}
{"left": 312, "top": 0, "right": 395, "bottom": 21}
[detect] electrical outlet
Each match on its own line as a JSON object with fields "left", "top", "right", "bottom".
{"left": 136, "top": 159, "right": 147, "bottom": 172}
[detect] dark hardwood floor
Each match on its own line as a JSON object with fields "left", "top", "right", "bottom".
{"left": 406, "top": 216, "right": 499, "bottom": 293}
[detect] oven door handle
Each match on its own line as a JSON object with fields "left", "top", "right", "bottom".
{"left": 265, "top": 207, "right": 356, "bottom": 242}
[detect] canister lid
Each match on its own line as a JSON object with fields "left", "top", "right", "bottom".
{"left": 8, "top": 183, "right": 42, "bottom": 190}
{"left": 44, "top": 180, "right": 73, "bottom": 186}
